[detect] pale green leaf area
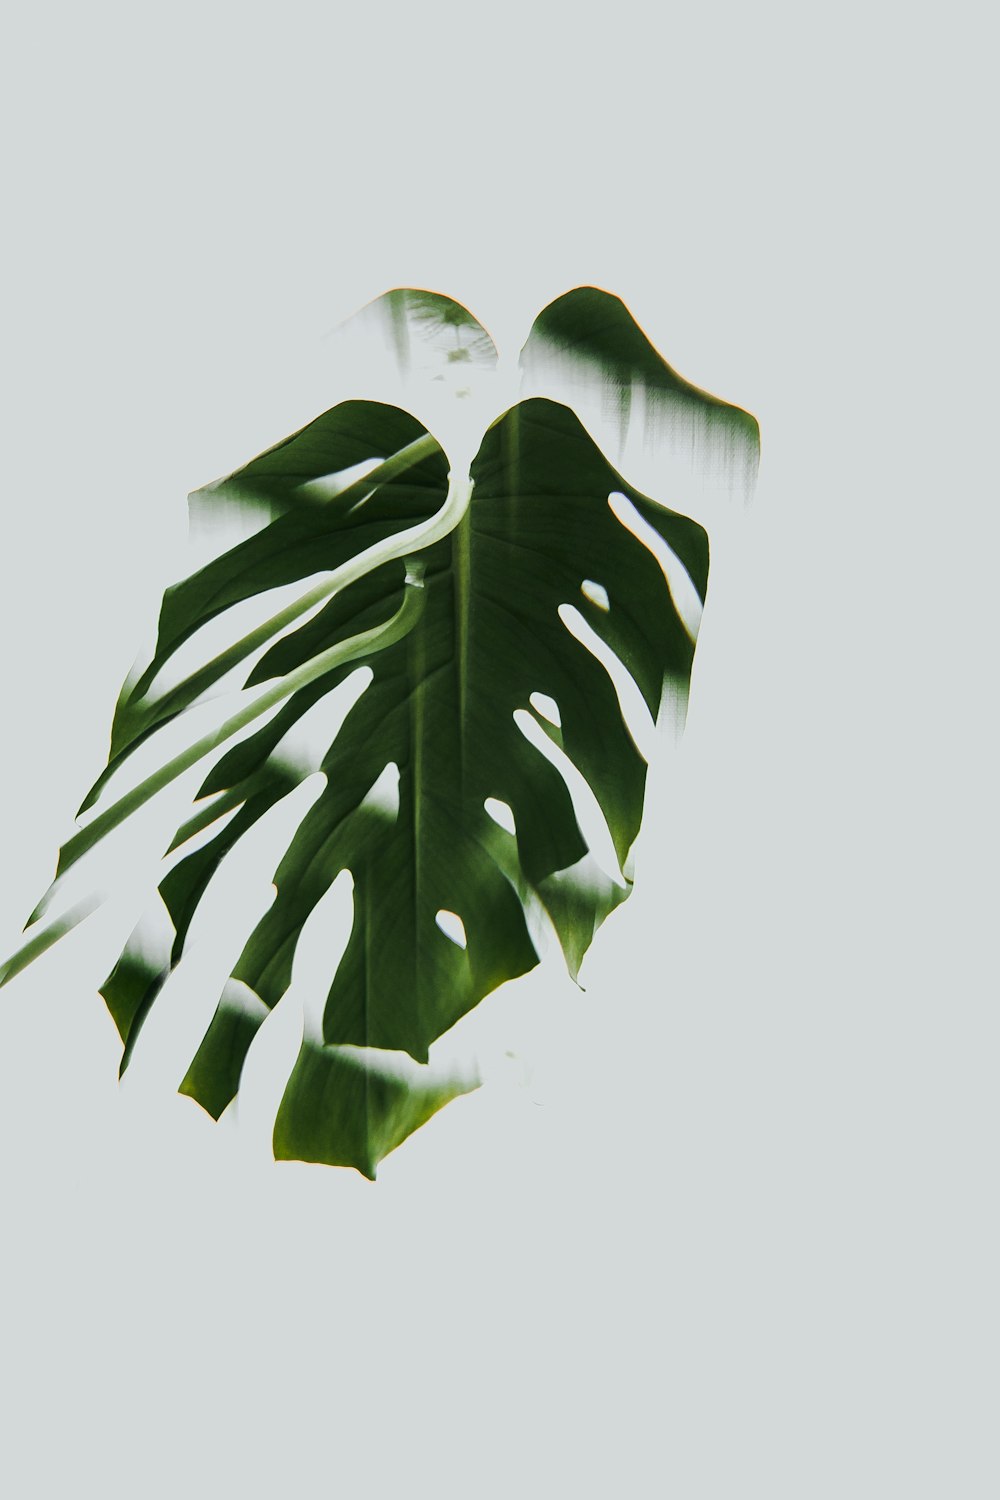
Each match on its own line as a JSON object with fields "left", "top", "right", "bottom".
{"left": 0, "top": 288, "right": 758, "bottom": 1176}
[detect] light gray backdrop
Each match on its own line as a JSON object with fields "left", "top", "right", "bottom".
{"left": 0, "top": 4, "right": 994, "bottom": 1496}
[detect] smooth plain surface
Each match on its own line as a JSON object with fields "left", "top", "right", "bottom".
{"left": 0, "top": 4, "right": 995, "bottom": 1496}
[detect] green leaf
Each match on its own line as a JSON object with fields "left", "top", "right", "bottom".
{"left": 137, "top": 395, "right": 705, "bottom": 1162}
{"left": 272, "top": 1043, "right": 478, "bottom": 1180}
{"left": 2, "top": 288, "right": 758, "bottom": 1175}
{"left": 521, "top": 285, "right": 760, "bottom": 497}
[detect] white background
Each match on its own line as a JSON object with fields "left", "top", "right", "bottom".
{"left": 0, "top": 4, "right": 995, "bottom": 1495}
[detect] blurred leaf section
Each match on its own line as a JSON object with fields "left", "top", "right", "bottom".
{"left": 521, "top": 286, "right": 759, "bottom": 500}
{"left": 324, "top": 289, "right": 501, "bottom": 465}
{"left": 365, "top": 288, "right": 499, "bottom": 383}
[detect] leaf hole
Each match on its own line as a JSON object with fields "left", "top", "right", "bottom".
{"left": 360, "top": 762, "right": 400, "bottom": 821}
{"left": 607, "top": 490, "right": 703, "bottom": 641}
{"left": 295, "top": 457, "right": 384, "bottom": 505}
{"left": 484, "top": 797, "right": 516, "bottom": 835}
{"left": 271, "top": 667, "right": 372, "bottom": 777}
{"left": 435, "top": 910, "right": 467, "bottom": 949}
{"left": 292, "top": 868, "right": 356, "bottom": 1042}
{"left": 529, "top": 691, "right": 561, "bottom": 728}
{"left": 580, "top": 579, "right": 610, "bottom": 612}
{"left": 558, "top": 604, "right": 655, "bottom": 761}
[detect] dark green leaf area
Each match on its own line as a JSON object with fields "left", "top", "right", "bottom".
{"left": 232, "top": 778, "right": 539, "bottom": 1061}
{"left": 179, "top": 993, "right": 265, "bottom": 1123}
{"left": 199, "top": 398, "right": 440, "bottom": 507}
{"left": 99, "top": 949, "right": 166, "bottom": 1057}
{"left": 189, "top": 398, "right": 706, "bottom": 1081}
{"left": 245, "top": 559, "right": 407, "bottom": 687}
{"left": 631, "top": 492, "right": 710, "bottom": 605}
{"left": 109, "top": 575, "right": 415, "bottom": 1109}
{"left": 107, "top": 402, "right": 447, "bottom": 763}
{"left": 523, "top": 286, "right": 760, "bottom": 453}
{"left": 473, "top": 396, "right": 706, "bottom": 723}
{"left": 157, "top": 461, "right": 437, "bottom": 658}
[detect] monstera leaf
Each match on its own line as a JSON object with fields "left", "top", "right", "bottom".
{"left": 522, "top": 286, "right": 760, "bottom": 512}
{"left": 0, "top": 288, "right": 758, "bottom": 1177}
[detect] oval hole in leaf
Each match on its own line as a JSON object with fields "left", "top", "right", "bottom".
{"left": 484, "top": 797, "right": 516, "bottom": 835}
{"left": 435, "top": 910, "right": 467, "bottom": 950}
{"left": 580, "top": 579, "right": 610, "bottom": 612}
{"left": 529, "top": 691, "right": 561, "bottom": 728}
{"left": 360, "top": 762, "right": 400, "bottom": 821}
